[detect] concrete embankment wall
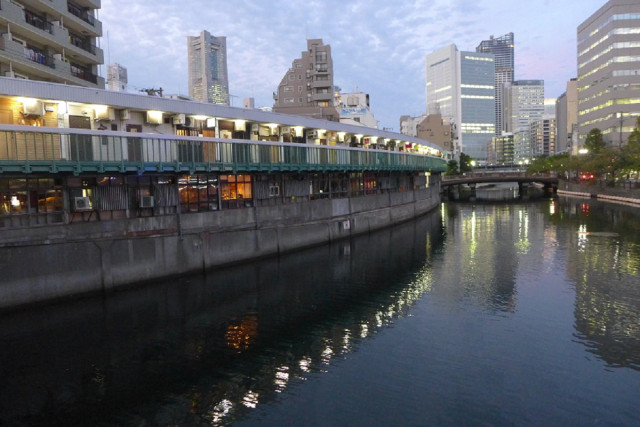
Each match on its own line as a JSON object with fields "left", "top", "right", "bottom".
{"left": 0, "top": 187, "right": 440, "bottom": 310}
{"left": 558, "top": 180, "right": 640, "bottom": 206}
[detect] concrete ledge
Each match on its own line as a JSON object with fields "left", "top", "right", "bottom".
{"left": 0, "top": 187, "right": 441, "bottom": 310}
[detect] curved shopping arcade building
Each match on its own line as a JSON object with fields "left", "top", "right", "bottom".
{"left": 0, "top": 78, "right": 447, "bottom": 310}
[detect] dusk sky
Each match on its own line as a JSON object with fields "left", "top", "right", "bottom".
{"left": 99, "top": 0, "right": 606, "bottom": 131}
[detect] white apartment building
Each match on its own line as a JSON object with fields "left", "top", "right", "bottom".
{"left": 336, "top": 90, "right": 378, "bottom": 128}
{"left": 0, "top": 0, "right": 104, "bottom": 88}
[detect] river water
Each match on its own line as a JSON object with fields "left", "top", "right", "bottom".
{"left": 1, "top": 196, "right": 639, "bottom": 426}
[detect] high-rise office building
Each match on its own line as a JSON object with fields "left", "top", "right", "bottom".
{"left": 476, "top": 33, "right": 514, "bottom": 135}
{"left": 0, "top": 0, "right": 104, "bottom": 88}
{"left": 426, "top": 44, "right": 495, "bottom": 162}
{"left": 188, "top": 30, "right": 229, "bottom": 105}
{"left": 577, "top": 0, "right": 640, "bottom": 148}
{"left": 273, "top": 39, "right": 339, "bottom": 121}
{"left": 504, "top": 80, "right": 545, "bottom": 162}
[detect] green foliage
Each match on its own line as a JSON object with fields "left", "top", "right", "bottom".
{"left": 584, "top": 128, "right": 605, "bottom": 154}
{"left": 459, "top": 153, "right": 473, "bottom": 173}
{"left": 527, "top": 153, "right": 577, "bottom": 175}
{"left": 445, "top": 160, "right": 459, "bottom": 175}
{"left": 525, "top": 124, "right": 639, "bottom": 182}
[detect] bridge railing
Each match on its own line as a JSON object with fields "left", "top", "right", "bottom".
{"left": 442, "top": 172, "right": 557, "bottom": 181}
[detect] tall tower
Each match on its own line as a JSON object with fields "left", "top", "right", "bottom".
{"left": 577, "top": 0, "right": 640, "bottom": 148}
{"left": 0, "top": 0, "right": 104, "bottom": 88}
{"left": 476, "top": 33, "right": 514, "bottom": 135}
{"left": 272, "top": 39, "right": 339, "bottom": 121}
{"left": 188, "top": 31, "right": 229, "bottom": 105}
{"left": 426, "top": 44, "right": 495, "bottom": 162}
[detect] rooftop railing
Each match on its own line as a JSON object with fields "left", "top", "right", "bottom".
{"left": 0, "top": 126, "right": 446, "bottom": 175}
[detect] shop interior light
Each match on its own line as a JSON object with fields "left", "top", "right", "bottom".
{"left": 17, "top": 97, "right": 38, "bottom": 106}
{"left": 92, "top": 104, "right": 109, "bottom": 115}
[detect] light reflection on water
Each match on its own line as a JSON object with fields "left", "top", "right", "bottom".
{"left": 0, "top": 197, "right": 639, "bottom": 425}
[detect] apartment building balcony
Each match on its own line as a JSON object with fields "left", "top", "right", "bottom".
{"left": 65, "top": 1, "right": 102, "bottom": 36}
{"left": 0, "top": 33, "right": 104, "bottom": 87}
{"left": 310, "top": 92, "right": 332, "bottom": 102}
{"left": 73, "top": 0, "right": 101, "bottom": 9}
{"left": 0, "top": 0, "right": 102, "bottom": 64}
{"left": 309, "top": 80, "right": 331, "bottom": 89}
{"left": 67, "top": 32, "right": 103, "bottom": 64}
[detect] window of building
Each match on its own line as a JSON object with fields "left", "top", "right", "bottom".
{"left": 179, "top": 174, "right": 219, "bottom": 213}
{"left": 220, "top": 174, "right": 252, "bottom": 209}
{"left": 315, "top": 51, "right": 327, "bottom": 62}
{"left": 0, "top": 177, "right": 63, "bottom": 217}
{"left": 284, "top": 86, "right": 294, "bottom": 92}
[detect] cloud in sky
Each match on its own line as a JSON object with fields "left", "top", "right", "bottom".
{"left": 100, "top": 0, "right": 605, "bottom": 130}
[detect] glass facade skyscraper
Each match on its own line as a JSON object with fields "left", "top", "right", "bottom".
{"left": 476, "top": 33, "right": 514, "bottom": 136}
{"left": 426, "top": 45, "right": 495, "bottom": 162}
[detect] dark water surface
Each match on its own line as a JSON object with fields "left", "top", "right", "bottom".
{"left": 1, "top": 197, "right": 640, "bottom": 426}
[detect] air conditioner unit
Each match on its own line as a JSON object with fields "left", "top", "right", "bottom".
{"left": 183, "top": 116, "right": 194, "bottom": 128}
{"left": 172, "top": 113, "right": 185, "bottom": 125}
{"left": 73, "top": 196, "right": 91, "bottom": 211}
{"left": 140, "top": 195, "right": 154, "bottom": 208}
{"left": 281, "top": 126, "right": 291, "bottom": 134}
{"left": 120, "top": 109, "right": 130, "bottom": 120}
{"left": 307, "top": 130, "right": 318, "bottom": 139}
{"left": 22, "top": 100, "right": 45, "bottom": 116}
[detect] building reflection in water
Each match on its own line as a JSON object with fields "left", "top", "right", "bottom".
{"left": 0, "top": 208, "right": 444, "bottom": 426}
{"left": 436, "top": 202, "right": 530, "bottom": 313}
{"left": 1, "top": 197, "right": 638, "bottom": 425}
{"left": 556, "top": 197, "right": 640, "bottom": 370}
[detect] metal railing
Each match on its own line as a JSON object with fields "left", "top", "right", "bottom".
{"left": 69, "top": 34, "right": 97, "bottom": 55}
{"left": 67, "top": 2, "right": 95, "bottom": 26}
{"left": 0, "top": 126, "right": 446, "bottom": 175}
{"left": 25, "top": 9, "right": 53, "bottom": 34}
